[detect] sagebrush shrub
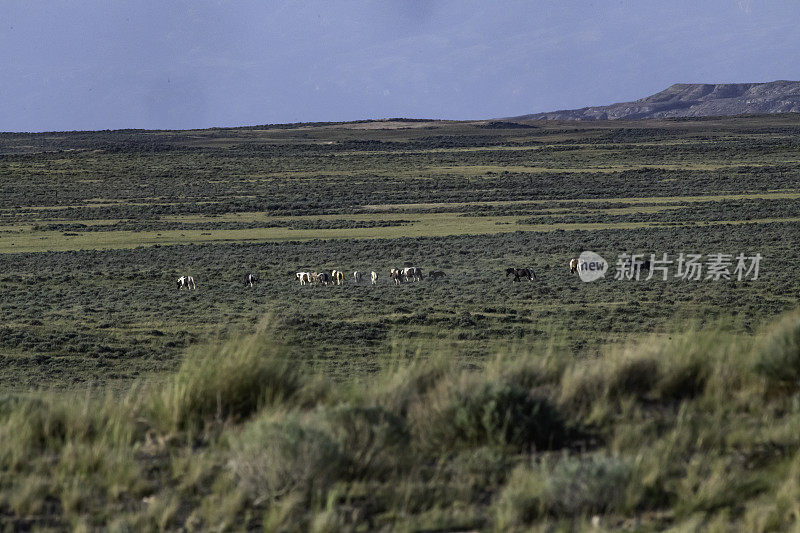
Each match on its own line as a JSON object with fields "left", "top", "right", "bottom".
{"left": 494, "top": 453, "right": 634, "bottom": 528}
{"left": 228, "top": 414, "right": 345, "bottom": 503}
{"left": 411, "top": 379, "right": 567, "bottom": 452}
{"left": 754, "top": 312, "right": 800, "bottom": 388}
{"left": 150, "top": 327, "right": 304, "bottom": 430}
{"left": 316, "top": 404, "right": 408, "bottom": 478}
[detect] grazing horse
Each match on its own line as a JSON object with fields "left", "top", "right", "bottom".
{"left": 318, "top": 272, "right": 332, "bottom": 285}
{"left": 390, "top": 268, "right": 403, "bottom": 285}
{"left": 569, "top": 258, "right": 579, "bottom": 274}
{"left": 296, "top": 272, "right": 311, "bottom": 285}
{"left": 244, "top": 273, "right": 259, "bottom": 288}
{"left": 331, "top": 270, "right": 344, "bottom": 285}
{"left": 353, "top": 271, "right": 362, "bottom": 284}
{"left": 177, "top": 275, "right": 196, "bottom": 290}
{"left": 428, "top": 270, "right": 446, "bottom": 280}
{"left": 505, "top": 268, "right": 536, "bottom": 282}
{"left": 371, "top": 271, "right": 378, "bottom": 285}
{"left": 401, "top": 267, "right": 423, "bottom": 282}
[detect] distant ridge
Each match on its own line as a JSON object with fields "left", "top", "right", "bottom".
{"left": 515, "top": 80, "right": 800, "bottom": 121}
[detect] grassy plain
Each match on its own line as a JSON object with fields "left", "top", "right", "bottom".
{"left": 0, "top": 116, "right": 799, "bottom": 529}
{"left": 1, "top": 116, "right": 798, "bottom": 387}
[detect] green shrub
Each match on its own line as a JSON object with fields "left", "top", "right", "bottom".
{"left": 149, "top": 323, "right": 305, "bottom": 431}
{"left": 676, "top": 454, "right": 768, "bottom": 516}
{"left": 559, "top": 328, "right": 740, "bottom": 417}
{"left": 657, "top": 354, "right": 709, "bottom": 401}
{"left": 754, "top": 311, "right": 800, "bottom": 388}
{"left": 494, "top": 453, "right": 634, "bottom": 528}
{"left": 0, "top": 394, "right": 138, "bottom": 470}
{"left": 445, "top": 446, "right": 511, "bottom": 488}
{"left": 228, "top": 413, "right": 346, "bottom": 503}
{"left": 559, "top": 352, "right": 660, "bottom": 414}
{"left": 411, "top": 377, "right": 567, "bottom": 452}
{"left": 315, "top": 404, "right": 408, "bottom": 479}
{"left": 368, "top": 351, "right": 453, "bottom": 417}
{"left": 484, "top": 350, "right": 566, "bottom": 391}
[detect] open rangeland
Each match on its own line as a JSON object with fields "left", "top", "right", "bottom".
{"left": 0, "top": 116, "right": 799, "bottom": 530}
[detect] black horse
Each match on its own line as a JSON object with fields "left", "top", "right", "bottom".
{"left": 244, "top": 273, "right": 259, "bottom": 287}
{"left": 505, "top": 267, "right": 536, "bottom": 282}
{"left": 428, "top": 270, "right": 446, "bottom": 281}
{"left": 621, "top": 259, "right": 651, "bottom": 272}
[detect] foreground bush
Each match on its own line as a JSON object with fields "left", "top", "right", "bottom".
{"left": 228, "top": 413, "right": 345, "bottom": 503}
{"left": 494, "top": 453, "right": 635, "bottom": 528}
{"left": 316, "top": 404, "right": 409, "bottom": 478}
{"left": 148, "top": 320, "right": 307, "bottom": 431}
{"left": 2, "top": 310, "right": 800, "bottom": 530}
{"left": 0, "top": 393, "right": 139, "bottom": 470}
{"left": 754, "top": 310, "right": 800, "bottom": 389}
{"left": 410, "top": 377, "right": 568, "bottom": 452}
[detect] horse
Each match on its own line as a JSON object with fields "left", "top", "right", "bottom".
{"left": 244, "top": 273, "right": 259, "bottom": 288}
{"left": 331, "top": 270, "right": 344, "bottom": 285}
{"left": 401, "top": 267, "right": 423, "bottom": 282}
{"left": 177, "top": 275, "right": 196, "bottom": 290}
{"left": 353, "top": 271, "right": 362, "bottom": 284}
{"left": 390, "top": 268, "right": 403, "bottom": 285}
{"left": 371, "top": 271, "right": 378, "bottom": 285}
{"left": 621, "top": 258, "right": 651, "bottom": 272}
{"left": 569, "top": 258, "right": 579, "bottom": 274}
{"left": 505, "top": 267, "right": 535, "bottom": 282}
{"left": 296, "top": 272, "right": 311, "bottom": 285}
{"left": 428, "top": 270, "right": 446, "bottom": 280}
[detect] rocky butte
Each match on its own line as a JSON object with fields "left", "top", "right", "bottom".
{"left": 516, "top": 80, "right": 800, "bottom": 120}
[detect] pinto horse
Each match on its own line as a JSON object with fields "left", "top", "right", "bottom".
{"left": 244, "top": 273, "right": 259, "bottom": 287}
{"left": 505, "top": 267, "right": 536, "bottom": 282}
{"left": 177, "top": 275, "right": 196, "bottom": 290}
{"left": 390, "top": 268, "right": 403, "bottom": 285}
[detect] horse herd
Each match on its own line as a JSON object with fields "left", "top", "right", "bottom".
{"left": 175, "top": 258, "right": 621, "bottom": 290}
{"left": 294, "top": 267, "right": 438, "bottom": 287}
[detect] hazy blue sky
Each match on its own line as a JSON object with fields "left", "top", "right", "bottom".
{"left": 2, "top": 0, "right": 799, "bottom": 131}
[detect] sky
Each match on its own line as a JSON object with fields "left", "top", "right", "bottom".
{"left": 2, "top": 0, "right": 799, "bottom": 132}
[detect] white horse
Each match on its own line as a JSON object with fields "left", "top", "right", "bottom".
{"left": 177, "top": 275, "right": 196, "bottom": 290}
{"left": 296, "top": 272, "right": 311, "bottom": 285}
{"left": 371, "top": 271, "right": 378, "bottom": 285}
